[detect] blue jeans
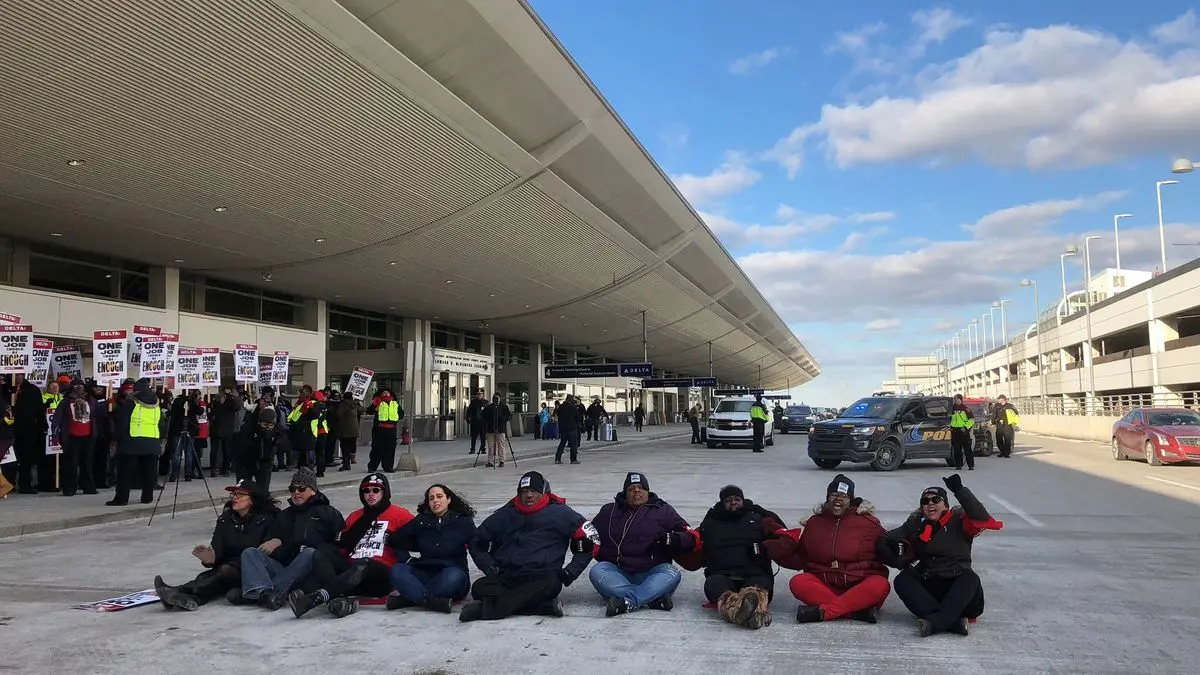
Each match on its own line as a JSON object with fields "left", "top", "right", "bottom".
{"left": 169, "top": 434, "right": 195, "bottom": 476}
{"left": 589, "top": 561, "right": 681, "bottom": 610}
{"left": 389, "top": 563, "right": 470, "bottom": 602}
{"left": 240, "top": 547, "right": 315, "bottom": 599}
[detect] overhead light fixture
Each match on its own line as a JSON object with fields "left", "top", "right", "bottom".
{"left": 603, "top": 329, "right": 609, "bottom": 332}
{"left": 49, "top": 232, "right": 63, "bottom": 237}
{"left": 314, "top": 237, "right": 326, "bottom": 243}
{"left": 172, "top": 258, "right": 184, "bottom": 264}
{"left": 559, "top": 315, "right": 565, "bottom": 319}
{"left": 388, "top": 261, "right": 397, "bottom": 266}
{"left": 67, "top": 160, "right": 85, "bottom": 167}
{"left": 488, "top": 293, "right": 496, "bottom": 297}
{"left": 388, "top": 305, "right": 395, "bottom": 310}
{"left": 213, "top": 206, "right": 228, "bottom": 212}
{"left": 104, "top": 273, "right": 112, "bottom": 279}
{"left": 524, "top": 304, "right": 531, "bottom": 308}
{"left": 445, "top": 280, "right": 454, "bottom": 284}
{"left": 333, "top": 294, "right": 341, "bottom": 298}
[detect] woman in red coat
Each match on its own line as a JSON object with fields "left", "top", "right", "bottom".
{"left": 764, "top": 474, "right": 891, "bottom": 623}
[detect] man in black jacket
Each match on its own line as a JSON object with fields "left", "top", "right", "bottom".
{"left": 990, "top": 395, "right": 1020, "bottom": 458}
{"left": 554, "top": 395, "right": 582, "bottom": 465}
{"left": 466, "top": 389, "right": 488, "bottom": 455}
{"left": 154, "top": 479, "right": 280, "bottom": 610}
{"left": 236, "top": 468, "right": 344, "bottom": 610}
{"left": 483, "top": 393, "right": 511, "bottom": 468}
{"left": 236, "top": 408, "right": 290, "bottom": 491}
{"left": 876, "top": 475, "right": 1004, "bottom": 637}
{"left": 462, "top": 471, "right": 597, "bottom": 621}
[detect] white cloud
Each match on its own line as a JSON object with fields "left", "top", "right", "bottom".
{"left": 773, "top": 13, "right": 1200, "bottom": 171}
{"left": 932, "top": 320, "right": 957, "bottom": 331}
{"left": 1152, "top": 10, "right": 1198, "bottom": 44}
{"left": 671, "top": 153, "right": 761, "bottom": 206}
{"left": 729, "top": 47, "right": 790, "bottom": 75}
{"left": 912, "top": 8, "right": 970, "bottom": 49}
{"left": 962, "top": 190, "right": 1126, "bottom": 238}
{"left": 658, "top": 125, "right": 690, "bottom": 150}
{"left": 865, "top": 318, "right": 901, "bottom": 331}
{"left": 838, "top": 226, "right": 890, "bottom": 252}
{"left": 849, "top": 211, "right": 896, "bottom": 224}
{"left": 829, "top": 22, "right": 891, "bottom": 74}
{"left": 703, "top": 209, "right": 895, "bottom": 250}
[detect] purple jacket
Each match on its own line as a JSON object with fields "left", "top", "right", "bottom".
{"left": 52, "top": 395, "right": 104, "bottom": 440}
{"left": 593, "top": 493, "right": 694, "bottom": 574}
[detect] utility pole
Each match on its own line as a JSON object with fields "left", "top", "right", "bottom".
{"left": 641, "top": 310, "right": 648, "bottom": 362}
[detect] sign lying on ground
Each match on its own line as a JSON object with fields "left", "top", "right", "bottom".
{"left": 72, "top": 589, "right": 160, "bottom": 612}
{"left": 641, "top": 376, "right": 719, "bottom": 388}
{"left": 543, "top": 362, "right": 653, "bottom": 379}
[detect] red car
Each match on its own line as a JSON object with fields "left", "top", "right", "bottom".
{"left": 1111, "top": 407, "right": 1200, "bottom": 465}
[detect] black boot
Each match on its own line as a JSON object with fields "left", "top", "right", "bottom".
{"left": 287, "top": 589, "right": 321, "bottom": 618}
{"left": 154, "top": 575, "right": 199, "bottom": 611}
{"left": 795, "top": 605, "right": 823, "bottom": 623}
{"left": 948, "top": 617, "right": 970, "bottom": 635}
{"left": 458, "top": 601, "right": 484, "bottom": 622}
{"left": 851, "top": 607, "right": 878, "bottom": 624}
{"left": 648, "top": 594, "right": 673, "bottom": 611}
{"left": 225, "top": 588, "right": 252, "bottom": 606}
{"left": 421, "top": 596, "right": 453, "bottom": 613}
{"left": 327, "top": 597, "right": 358, "bottom": 618}
{"left": 605, "top": 596, "right": 631, "bottom": 617}
{"left": 259, "top": 590, "right": 286, "bottom": 611}
{"left": 386, "top": 594, "right": 415, "bottom": 611}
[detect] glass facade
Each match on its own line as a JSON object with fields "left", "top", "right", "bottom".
{"left": 328, "top": 304, "right": 402, "bottom": 351}
{"left": 182, "top": 275, "right": 304, "bottom": 328}
{"left": 29, "top": 243, "right": 150, "bottom": 303}
{"left": 432, "top": 323, "right": 483, "bottom": 353}
{"left": 495, "top": 338, "right": 532, "bottom": 365}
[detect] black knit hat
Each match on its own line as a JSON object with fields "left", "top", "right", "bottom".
{"left": 827, "top": 474, "right": 855, "bottom": 499}
{"left": 719, "top": 485, "right": 744, "bottom": 501}
{"left": 518, "top": 471, "right": 547, "bottom": 494}
{"left": 623, "top": 472, "right": 649, "bottom": 492}
{"left": 289, "top": 467, "right": 319, "bottom": 492}
{"left": 922, "top": 486, "right": 948, "bottom": 503}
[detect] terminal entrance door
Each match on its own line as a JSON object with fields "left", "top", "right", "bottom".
{"left": 435, "top": 371, "right": 490, "bottom": 438}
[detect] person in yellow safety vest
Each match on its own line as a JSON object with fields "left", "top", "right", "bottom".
{"left": 286, "top": 385, "right": 320, "bottom": 471}
{"left": 750, "top": 395, "right": 770, "bottom": 454}
{"left": 989, "top": 394, "right": 1020, "bottom": 459}
{"left": 312, "top": 390, "right": 333, "bottom": 478}
{"left": 949, "top": 394, "right": 976, "bottom": 472}
{"left": 369, "top": 388, "right": 402, "bottom": 473}
{"left": 108, "top": 378, "right": 168, "bottom": 506}
{"left": 35, "top": 380, "right": 68, "bottom": 491}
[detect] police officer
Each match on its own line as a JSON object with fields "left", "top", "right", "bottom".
{"left": 107, "top": 378, "right": 167, "bottom": 506}
{"left": 750, "top": 395, "right": 770, "bottom": 454}
{"left": 949, "top": 394, "right": 975, "bottom": 471}
{"left": 990, "top": 395, "right": 1020, "bottom": 459}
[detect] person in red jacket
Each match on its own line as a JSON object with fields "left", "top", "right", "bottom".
{"left": 287, "top": 472, "right": 414, "bottom": 618}
{"left": 764, "top": 474, "right": 891, "bottom": 623}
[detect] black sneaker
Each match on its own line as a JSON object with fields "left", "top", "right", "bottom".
{"left": 225, "top": 588, "right": 252, "bottom": 606}
{"left": 327, "top": 597, "right": 358, "bottom": 618}
{"left": 422, "top": 596, "right": 453, "bottom": 613}
{"left": 795, "top": 605, "right": 823, "bottom": 623}
{"left": 605, "top": 596, "right": 630, "bottom": 617}
{"left": 948, "top": 617, "right": 970, "bottom": 636}
{"left": 537, "top": 599, "right": 564, "bottom": 617}
{"left": 386, "top": 594, "right": 414, "bottom": 611}
{"left": 648, "top": 594, "right": 673, "bottom": 611}
{"left": 851, "top": 607, "right": 878, "bottom": 624}
{"left": 287, "top": 589, "right": 318, "bottom": 618}
{"left": 459, "top": 601, "right": 484, "bottom": 622}
{"left": 259, "top": 590, "right": 286, "bottom": 611}
{"left": 916, "top": 617, "right": 933, "bottom": 637}
{"left": 570, "top": 459, "right": 580, "bottom": 465}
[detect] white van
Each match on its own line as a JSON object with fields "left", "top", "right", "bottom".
{"left": 705, "top": 396, "right": 775, "bottom": 448}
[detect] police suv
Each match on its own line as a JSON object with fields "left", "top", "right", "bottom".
{"left": 806, "top": 395, "right": 956, "bottom": 471}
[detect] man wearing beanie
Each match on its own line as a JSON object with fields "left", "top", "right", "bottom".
{"left": 234, "top": 406, "right": 291, "bottom": 491}
{"left": 463, "top": 471, "right": 597, "bottom": 621}
{"left": 588, "top": 472, "right": 698, "bottom": 617}
{"left": 237, "top": 468, "right": 345, "bottom": 610}
{"left": 876, "top": 474, "right": 1003, "bottom": 637}
{"left": 678, "top": 485, "right": 786, "bottom": 629}
{"left": 765, "top": 473, "right": 892, "bottom": 625}
{"left": 288, "top": 472, "right": 414, "bottom": 619}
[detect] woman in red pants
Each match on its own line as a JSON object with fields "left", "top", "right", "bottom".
{"left": 764, "top": 474, "right": 891, "bottom": 623}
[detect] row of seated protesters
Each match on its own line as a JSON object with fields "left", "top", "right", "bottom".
{"left": 152, "top": 468, "right": 1001, "bottom": 636}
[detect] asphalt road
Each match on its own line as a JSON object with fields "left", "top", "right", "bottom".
{"left": 2, "top": 432, "right": 1197, "bottom": 674}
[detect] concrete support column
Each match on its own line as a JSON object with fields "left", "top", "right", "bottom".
{"left": 531, "top": 341, "right": 545, "bottom": 406}
{"left": 314, "top": 298, "right": 327, "bottom": 385}
{"left": 403, "top": 318, "right": 433, "bottom": 419}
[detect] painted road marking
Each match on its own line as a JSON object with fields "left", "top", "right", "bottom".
{"left": 1143, "top": 475, "right": 1200, "bottom": 493}
{"left": 987, "top": 493, "right": 1045, "bottom": 528}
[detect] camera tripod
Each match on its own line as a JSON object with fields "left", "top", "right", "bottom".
{"left": 148, "top": 431, "right": 218, "bottom": 526}
{"left": 473, "top": 431, "right": 519, "bottom": 469}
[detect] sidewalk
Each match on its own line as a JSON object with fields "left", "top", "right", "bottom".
{"left": 0, "top": 424, "right": 689, "bottom": 538}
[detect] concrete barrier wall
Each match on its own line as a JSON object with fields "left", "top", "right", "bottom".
{"left": 1018, "top": 414, "right": 1121, "bottom": 443}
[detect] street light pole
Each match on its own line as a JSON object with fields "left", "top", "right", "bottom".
{"left": 1060, "top": 248, "right": 1078, "bottom": 319}
{"left": 1082, "top": 236, "right": 1101, "bottom": 411}
{"left": 993, "top": 299, "right": 1012, "bottom": 391}
{"left": 1156, "top": 180, "right": 1178, "bottom": 274}
{"left": 980, "top": 313, "right": 989, "bottom": 398}
{"left": 1112, "top": 213, "right": 1132, "bottom": 270}
{"left": 1021, "top": 279, "right": 1044, "bottom": 399}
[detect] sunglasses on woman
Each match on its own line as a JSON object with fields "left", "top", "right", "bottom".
{"left": 362, "top": 487, "right": 383, "bottom": 494}
{"left": 920, "top": 495, "right": 944, "bottom": 505}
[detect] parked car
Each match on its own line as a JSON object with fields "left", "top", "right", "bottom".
{"left": 1112, "top": 407, "right": 1200, "bottom": 465}
{"left": 776, "top": 405, "right": 817, "bottom": 433}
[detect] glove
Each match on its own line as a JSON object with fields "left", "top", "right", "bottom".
{"left": 654, "top": 532, "right": 674, "bottom": 549}
{"left": 749, "top": 542, "right": 770, "bottom": 559}
{"left": 557, "top": 568, "right": 574, "bottom": 587}
{"left": 484, "top": 566, "right": 501, "bottom": 580}
{"left": 570, "top": 536, "right": 593, "bottom": 555}
{"left": 943, "top": 474, "right": 963, "bottom": 493}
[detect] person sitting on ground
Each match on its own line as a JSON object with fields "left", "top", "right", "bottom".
{"left": 765, "top": 474, "right": 891, "bottom": 624}
{"left": 589, "top": 472, "right": 697, "bottom": 617}
{"left": 876, "top": 474, "right": 1003, "bottom": 637}
{"left": 678, "top": 485, "right": 785, "bottom": 630}
{"left": 463, "top": 471, "right": 597, "bottom": 621}
{"left": 287, "top": 472, "right": 414, "bottom": 618}
{"left": 153, "top": 479, "right": 280, "bottom": 611}
{"left": 385, "top": 483, "right": 478, "bottom": 613}
{"left": 234, "top": 468, "right": 344, "bottom": 610}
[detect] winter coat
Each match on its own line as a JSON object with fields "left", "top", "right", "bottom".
{"left": 207, "top": 504, "right": 280, "bottom": 568}
{"left": 470, "top": 493, "right": 594, "bottom": 583}
{"left": 593, "top": 492, "right": 695, "bottom": 574}
{"left": 767, "top": 500, "right": 888, "bottom": 591}
{"left": 466, "top": 398, "right": 488, "bottom": 427}
{"left": 235, "top": 414, "right": 291, "bottom": 464}
{"left": 387, "top": 511, "right": 478, "bottom": 572}
{"left": 483, "top": 402, "right": 511, "bottom": 434}
{"left": 212, "top": 394, "right": 241, "bottom": 439}
{"left": 52, "top": 394, "right": 104, "bottom": 440}
{"left": 114, "top": 398, "right": 169, "bottom": 456}
{"left": 287, "top": 398, "right": 319, "bottom": 452}
{"left": 876, "top": 486, "right": 1003, "bottom": 580}
{"left": 271, "top": 492, "right": 345, "bottom": 565}
{"left": 167, "top": 397, "right": 188, "bottom": 438}
{"left": 13, "top": 381, "right": 47, "bottom": 441}
{"left": 338, "top": 504, "right": 414, "bottom": 568}
{"left": 556, "top": 402, "right": 582, "bottom": 432}
{"left": 586, "top": 402, "right": 606, "bottom": 421}
{"left": 694, "top": 500, "right": 785, "bottom": 578}
{"left": 633, "top": 407, "right": 645, "bottom": 422}
{"left": 333, "top": 399, "right": 362, "bottom": 439}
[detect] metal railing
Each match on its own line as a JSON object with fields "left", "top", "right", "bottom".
{"left": 1012, "top": 391, "right": 1200, "bottom": 416}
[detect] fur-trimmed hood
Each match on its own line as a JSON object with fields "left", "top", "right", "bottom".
{"left": 799, "top": 499, "right": 876, "bottom": 526}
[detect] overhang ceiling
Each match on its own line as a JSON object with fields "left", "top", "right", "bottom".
{"left": 0, "top": 0, "right": 820, "bottom": 389}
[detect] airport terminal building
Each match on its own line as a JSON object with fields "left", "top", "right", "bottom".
{"left": 0, "top": 1, "right": 819, "bottom": 438}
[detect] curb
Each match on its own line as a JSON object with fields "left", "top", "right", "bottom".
{"left": 1022, "top": 431, "right": 1107, "bottom": 446}
{"left": 0, "top": 431, "right": 688, "bottom": 538}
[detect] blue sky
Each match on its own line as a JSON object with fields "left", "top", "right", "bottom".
{"left": 530, "top": 1, "right": 1200, "bottom": 405}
